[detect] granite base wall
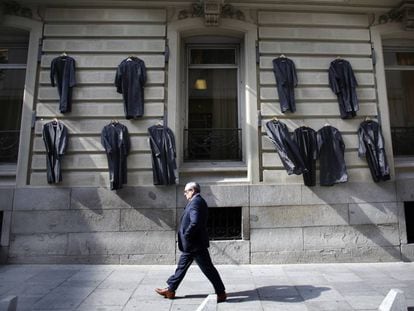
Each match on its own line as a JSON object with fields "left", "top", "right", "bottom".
{"left": 4, "top": 181, "right": 414, "bottom": 264}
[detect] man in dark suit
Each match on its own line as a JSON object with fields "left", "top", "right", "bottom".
{"left": 155, "top": 182, "right": 227, "bottom": 303}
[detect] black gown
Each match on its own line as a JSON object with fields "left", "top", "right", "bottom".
{"left": 272, "top": 57, "right": 298, "bottom": 113}
{"left": 148, "top": 125, "right": 177, "bottom": 185}
{"left": 329, "top": 58, "right": 359, "bottom": 119}
{"left": 50, "top": 55, "right": 76, "bottom": 113}
{"left": 115, "top": 57, "right": 147, "bottom": 119}
{"left": 358, "top": 120, "right": 390, "bottom": 182}
{"left": 317, "top": 125, "right": 348, "bottom": 186}
{"left": 265, "top": 120, "right": 307, "bottom": 175}
{"left": 293, "top": 126, "right": 318, "bottom": 186}
{"left": 101, "top": 122, "right": 130, "bottom": 190}
{"left": 42, "top": 120, "right": 68, "bottom": 184}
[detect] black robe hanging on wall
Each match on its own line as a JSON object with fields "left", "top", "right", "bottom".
{"left": 317, "top": 125, "right": 348, "bottom": 186}
{"left": 148, "top": 125, "right": 177, "bottom": 185}
{"left": 328, "top": 58, "right": 359, "bottom": 119}
{"left": 101, "top": 122, "right": 130, "bottom": 190}
{"left": 265, "top": 120, "right": 307, "bottom": 175}
{"left": 293, "top": 126, "right": 318, "bottom": 186}
{"left": 358, "top": 120, "right": 391, "bottom": 182}
{"left": 50, "top": 55, "right": 76, "bottom": 113}
{"left": 42, "top": 120, "right": 68, "bottom": 184}
{"left": 115, "top": 57, "right": 147, "bottom": 119}
{"left": 272, "top": 57, "right": 298, "bottom": 113}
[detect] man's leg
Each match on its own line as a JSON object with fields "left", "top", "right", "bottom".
{"left": 194, "top": 248, "right": 225, "bottom": 294}
{"left": 167, "top": 252, "right": 194, "bottom": 291}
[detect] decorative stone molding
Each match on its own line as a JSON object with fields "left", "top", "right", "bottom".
{"left": 178, "top": 0, "right": 245, "bottom": 26}
{"left": 379, "top": 1, "right": 414, "bottom": 30}
{"left": 0, "top": 0, "right": 32, "bottom": 18}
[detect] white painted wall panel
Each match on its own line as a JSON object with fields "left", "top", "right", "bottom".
{"left": 45, "top": 8, "right": 166, "bottom": 22}
{"left": 258, "top": 12, "right": 369, "bottom": 27}
{"left": 44, "top": 24, "right": 166, "bottom": 37}
{"left": 259, "top": 27, "right": 370, "bottom": 41}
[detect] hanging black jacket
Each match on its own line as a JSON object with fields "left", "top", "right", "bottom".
{"left": 317, "top": 125, "right": 348, "bottom": 186}
{"left": 115, "top": 57, "right": 147, "bottom": 119}
{"left": 293, "top": 126, "right": 318, "bottom": 186}
{"left": 148, "top": 125, "right": 177, "bottom": 185}
{"left": 42, "top": 120, "right": 68, "bottom": 184}
{"left": 101, "top": 122, "right": 130, "bottom": 190}
{"left": 265, "top": 120, "right": 307, "bottom": 175}
{"left": 50, "top": 55, "right": 76, "bottom": 113}
{"left": 358, "top": 120, "right": 390, "bottom": 182}
{"left": 329, "top": 59, "right": 359, "bottom": 119}
{"left": 272, "top": 57, "right": 298, "bottom": 113}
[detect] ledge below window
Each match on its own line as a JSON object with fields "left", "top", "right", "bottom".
{"left": 179, "top": 161, "right": 249, "bottom": 183}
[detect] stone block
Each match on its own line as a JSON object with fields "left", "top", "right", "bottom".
{"left": 401, "top": 244, "right": 414, "bottom": 262}
{"left": 0, "top": 189, "right": 14, "bottom": 210}
{"left": 1, "top": 211, "right": 12, "bottom": 246}
{"left": 71, "top": 186, "right": 176, "bottom": 209}
{"left": 251, "top": 228, "right": 303, "bottom": 252}
{"left": 251, "top": 246, "right": 401, "bottom": 264}
{"left": 14, "top": 188, "right": 70, "bottom": 210}
{"left": 378, "top": 289, "right": 407, "bottom": 311}
{"left": 301, "top": 182, "right": 396, "bottom": 205}
{"left": 304, "top": 224, "right": 400, "bottom": 250}
{"left": 9, "top": 233, "right": 68, "bottom": 256}
{"left": 67, "top": 231, "right": 175, "bottom": 255}
{"left": 250, "top": 185, "right": 301, "bottom": 206}
{"left": 250, "top": 204, "right": 348, "bottom": 228}
{"left": 0, "top": 296, "right": 17, "bottom": 311}
{"left": 396, "top": 179, "right": 414, "bottom": 201}
{"left": 120, "top": 209, "right": 175, "bottom": 231}
{"left": 120, "top": 253, "right": 175, "bottom": 264}
{"left": 12, "top": 210, "right": 120, "bottom": 234}
{"left": 176, "top": 185, "right": 249, "bottom": 207}
{"left": 7, "top": 255, "right": 120, "bottom": 264}
{"left": 349, "top": 203, "right": 398, "bottom": 225}
{"left": 209, "top": 240, "right": 250, "bottom": 264}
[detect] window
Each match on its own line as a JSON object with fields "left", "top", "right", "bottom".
{"left": 184, "top": 44, "right": 241, "bottom": 161}
{"left": 384, "top": 46, "right": 414, "bottom": 156}
{"left": 0, "top": 27, "right": 28, "bottom": 165}
{"left": 405, "top": 202, "right": 414, "bottom": 244}
{"left": 207, "top": 206, "right": 242, "bottom": 240}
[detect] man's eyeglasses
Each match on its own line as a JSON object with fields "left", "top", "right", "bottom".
{"left": 184, "top": 189, "right": 193, "bottom": 194}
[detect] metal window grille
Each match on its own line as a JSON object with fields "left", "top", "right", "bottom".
{"left": 207, "top": 206, "right": 242, "bottom": 240}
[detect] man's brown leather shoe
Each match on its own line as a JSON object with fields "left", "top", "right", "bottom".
{"left": 217, "top": 292, "right": 227, "bottom": 303}
{"left": 155, "top": 288, "right": 175, "bottom": 299}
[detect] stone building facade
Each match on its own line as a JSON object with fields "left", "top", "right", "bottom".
{"left": 0, "top": 0, "right": 413, "bottom": 264}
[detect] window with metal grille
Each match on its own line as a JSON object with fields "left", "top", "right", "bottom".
{"left": 207, "top": 206, "right": 242, "bottom": 240}
{"left": 405, "top": 202, "right": 414, "bottom": 244}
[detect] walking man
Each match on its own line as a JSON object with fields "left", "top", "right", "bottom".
{"left": 155, "top": 182, "right": 227, "bottom": 303}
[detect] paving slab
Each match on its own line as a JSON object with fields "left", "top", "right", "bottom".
{"left": 0, "top": 262, "right": 413, "bottom": 310}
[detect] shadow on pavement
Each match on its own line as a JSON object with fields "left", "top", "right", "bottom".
{"left": 226, "top": 285, "right": 331, "bottom": 303}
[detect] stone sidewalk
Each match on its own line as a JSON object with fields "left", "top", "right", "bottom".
{"left": 0, "top": 262, "right": 413, "bottom": 311}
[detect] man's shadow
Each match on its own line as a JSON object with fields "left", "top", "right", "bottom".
{"left": 225, "top": 285, "right": 331, "bottom": 303}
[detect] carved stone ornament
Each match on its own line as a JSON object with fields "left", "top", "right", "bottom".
{"left": 0, "top": 0, "right": 32, "bottom": 18}
{"left": 178, "top": 0, "right": 245, "bottom": 26}
{"left": 378, "top": 0, "right": 414, "bottom": 30}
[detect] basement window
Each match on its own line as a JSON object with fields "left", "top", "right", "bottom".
{"left": 0, "top": 211, "right": 3, "bottom": 243}
{"left": 207, "top": 206, "right": 242, "bottom": 240}
{"left": 405, "top": 202, "right": 414, "bottom": 244}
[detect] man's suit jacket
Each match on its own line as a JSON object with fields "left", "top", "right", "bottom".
{"left": 178, "top": 194, "right": 210, "bottom": 253}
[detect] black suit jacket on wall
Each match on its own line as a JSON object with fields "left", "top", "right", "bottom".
{"left": 178, "top": 194, "right": 210, "bottom": 253}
